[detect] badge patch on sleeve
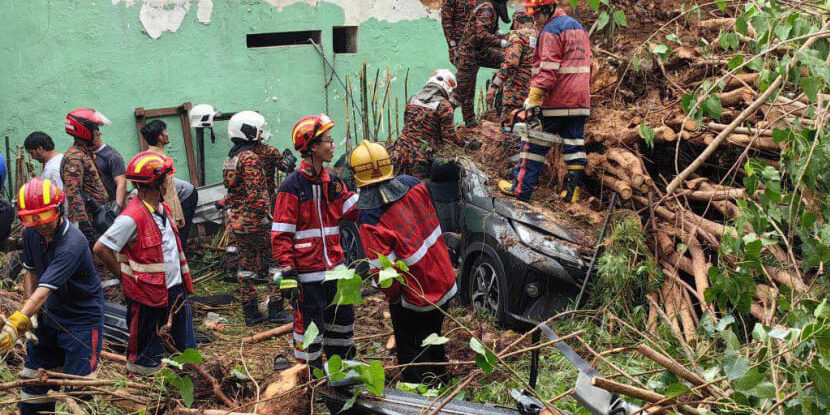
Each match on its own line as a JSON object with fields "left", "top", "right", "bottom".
{"left": 223, "top": 157, "right": 239, "bottom": 171}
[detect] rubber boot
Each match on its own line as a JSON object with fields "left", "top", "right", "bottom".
{"left": 498, "top": 180, "right": 518, "bottom": 198}
{"left": 223, "top": 245, "right": 239, "bottom": 283}
{"left": 267, "top": 297, "right": 294, "bottom": 325}
{"left": 242, "top": 300, "right": 267, "bottom": 327}
{"left": 560, "top": 170, "right": 584, "bottom": 203}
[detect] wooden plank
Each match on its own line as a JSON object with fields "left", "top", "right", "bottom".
{"left": 178, "top": 102, "right": 200, "bottom": 186}
{"left": 134, "top": 107, "right": 148, "bottom": 151}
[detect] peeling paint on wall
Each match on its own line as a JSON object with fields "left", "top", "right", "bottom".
{"left": 262, "top": 0, "right": 438, "bottom": 25}
{"left": 112, "top": 0, "right": 213, "bottom": 39}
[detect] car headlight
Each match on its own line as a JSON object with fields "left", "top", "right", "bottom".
{"left": 512, "top": 221, "right": 582, "bottom": 264}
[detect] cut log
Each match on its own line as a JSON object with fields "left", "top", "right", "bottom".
{"left": 591, "top": 376, "right": 703, "bottom": 415}
{"left": 717, "top": 87, "right": 755, "bottom": 107}
{"left": 723, "top": 73, "right": 760, "bottom": 91}
{"left": 678, "top": 188, "right": 745, "bottom": 201}
{"left": 242, "top": 323, "right": 293, "bottom": 344}
{"left": 259, "top": 364, "right": 311, "bottom": 415}
{"left": 726, "top": 134, "right": 780, "bottom": 151}
{"left": 705, "top": 122, "right": 772, "bottom": 137}
{"left": 600, "top": 175, "right": 633, "bottom": 200}
{"left": 687, "top": 239, "right": 713, "bottom": 315}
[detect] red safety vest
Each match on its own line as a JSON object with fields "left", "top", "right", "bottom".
{"left": 118, "top": 197, "right": 193, "bottom": 307}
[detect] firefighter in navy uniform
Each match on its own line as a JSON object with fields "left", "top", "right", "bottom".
{"left": 498, "top": 0, "right": 592, "bottom": 202}
{"left": 1, "top": 178, "right": 103, "bottom": 415}
{"left": 391, "top": 69, "right": 481, "bottom": 178}
{"left": 60, "top": 108, "right": 111, "bottom": 243}
{"left": 222, "top": 111, "right": 292, "bottom": 327}
{"left": 350, "top": 141, "right": 456, "bottom": 385}
{"left": 271, "top": 114, "right": 359, "bottom": 368}
{"left": 94, "top": 152, "right": 196, "bottom": 376}
{"left": 455, "top": 0, "right": 511, "bottom": 127}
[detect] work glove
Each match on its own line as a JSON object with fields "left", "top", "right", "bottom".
{"left": 0, "top": 311, "right": 32, "bottom": 353}
{"left": 272, "top": 268, "right": 299, "bottom": 302}
{"left": 278, "top": 149, "right": 297, "bottom": 173}
{"left": 460, "top": 136, "right": 482, "bottom": 152}
{"left": 524, "top": 87, "right": 545, "bottom": 118}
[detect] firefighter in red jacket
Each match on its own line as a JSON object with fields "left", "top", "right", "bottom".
{"left": 350, "top": 141, "right": 455, "bottom": 385}
{"left": 499, "top": 0, "right": 592, "bottom": 202}
{"left": 271, "top": 114, "right": 359, "bottom": 368}
{"left": 93, "top": 152, "right": 196, "bottom": 376}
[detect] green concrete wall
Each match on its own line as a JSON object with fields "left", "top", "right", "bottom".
{"left": 0, "top": 0, "right": 500, "bottom": 186}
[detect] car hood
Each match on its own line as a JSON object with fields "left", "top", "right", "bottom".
{"left": 493, "top": 198, "right": 579, "bottom": 244}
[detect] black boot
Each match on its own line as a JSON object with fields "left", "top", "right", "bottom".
{"left": 267, "top": 297, "right": 294, "bottom": 325}
{"left": 560, "top": 170, "right": 585, "bottom": 203}
{"left": 242, "top": 300, "right": 267, "bottom": 327}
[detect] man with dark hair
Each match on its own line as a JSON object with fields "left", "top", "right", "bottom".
{"left": 92, "top": 127, "right": 127, "bottom": 208}
{"left": 141, "top": 120, "right": 184, "bottom": 228}
{"left": 25, "top": 132, "right": 64, "bottom": 189}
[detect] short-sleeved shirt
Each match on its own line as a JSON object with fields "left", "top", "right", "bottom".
{"left": 99, "top": 203, "right": 182, "bottom": 288}
{"left": 22, "top": 219, "right": 103, "bottom": 329}
{"left": 174, "top": 178, "right": 195, "bottom": 201}
{"left": 94, "top": 144, "right": 126, "bottom": 202}
{"left": 42, "top": 153, "right": 64, "bottom": 190}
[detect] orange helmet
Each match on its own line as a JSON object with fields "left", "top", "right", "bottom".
{"left": 523, "top": 0, "right": 557, "bottom": 15}
{"left": 17, "top": 178, "right": 65, "bottom": 227}
{"left": 292, "top": 114, "right": 334, "bottom": 154}
{"left": 126, "top": 151, "right": 176, "bottom": 186}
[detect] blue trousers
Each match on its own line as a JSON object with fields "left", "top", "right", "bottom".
{"left": 126, "top": 284, "right": 196, "bottom": 375}
{"left": 19, "top": 322, "right": 102, "bottom": 415}
{"left": 511, "top": 116, "right": 587, "bottom": 200}
{"left": 292, "top": 280, "right": 355, "bottom": 369}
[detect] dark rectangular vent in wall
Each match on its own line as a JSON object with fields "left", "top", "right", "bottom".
{"left": 246, "top": 30, "right": 322, "bottom": 48}
{"left": 333, "top": 26, "right": 358, "bottom": 53}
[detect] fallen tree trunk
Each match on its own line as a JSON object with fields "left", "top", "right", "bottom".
{"left": 242, "top": 323, "right": 293, "bottom": 344}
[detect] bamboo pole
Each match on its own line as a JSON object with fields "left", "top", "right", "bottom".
{"left": 361, "top": 61, "right": 370, "bottom": 141}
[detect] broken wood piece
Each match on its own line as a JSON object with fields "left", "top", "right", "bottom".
{"left": 704, "top": 121, "right": 772, "bottom": 137}
{"left": 386, "top": 335, "right": 397, "bottom": 350}
{"left": 725, "top": 134, "right": 780, "bottom": 151}
{"left": 635, "top": 344, "right": 724, "bottom": 397}
{"left": 101, "top": 351, "right": 126, "bottom": 363}
{"left": 723, "top": 73, "right": 759, "bottom": 91}
{"left": 678, "top": 188, "right": 745, "bottom": 201}
{"left": 46, "top": 390, "right": 84, "bottom": 415}
{"left": 259, "top": 364, "right": 311, "bottom": 415}
{"left": 242, "top": 323, "right": 293, "bottom": 344}
{"left": 600, "top": 175, "right": 633, "bottom": 200}
{"left": 590, "top": 376, "right": 703, "bottom": 415}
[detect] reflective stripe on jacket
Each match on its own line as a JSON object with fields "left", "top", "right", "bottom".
{"left": 118, "top": 197, "right": 192, "bottom": 307}
{"left": 358, "top": 176, "right": 457, "bottom": 311}
{"left": 530, "top": 9, "right": 592, "bottom": 115}
{"left": 271, "top": 160, "right": 359, "bottom": 282}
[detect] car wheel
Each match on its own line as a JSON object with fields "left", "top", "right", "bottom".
{"left": 468, "top": 256, "right": 507, "bottom": 323}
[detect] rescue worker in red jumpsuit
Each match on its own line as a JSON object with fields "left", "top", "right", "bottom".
{"left": 391, "top": 69, "right": 481, "bottom": 178}
{"left": 441, "top": 0, "right": 477, "bottom": 65}
{"left": 350, "top": 141, "right": 456, "bottom": 386}
{"left": 271, "top": 114, "right": 359, "bottom": 368}
{"left": 499, "top": 0, "right": 592, "bottom": 202}
{"left": 222, "top": 111, "right": 293, "bottom": 327}
{"left": 2, "top": 178, "right": 103, "bottom": 415}
{"left": 487, "top": 9, "right": 539, "bottom": 150}
{"left": 60, "top": 108, "right": 111, "bottom": 243}
{"left": 455, "top": 0, "right": 510, "bottom": 127}
{"left": 94, "top": 152, "right": 196, "bottom": 376}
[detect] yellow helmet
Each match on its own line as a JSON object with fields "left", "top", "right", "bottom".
{"left": 350, "top": 140, "right": 394, "bottom": 187}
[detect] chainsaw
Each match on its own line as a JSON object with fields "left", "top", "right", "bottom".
{"left": 503, "top": 109, "right": 563, "bottom": 147}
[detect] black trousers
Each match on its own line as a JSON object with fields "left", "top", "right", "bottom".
{"left": 389, "top": 301, "right": 448, "bottom": 385}
{"left": 179, "top": 189, "right": 198, "bottom": 251}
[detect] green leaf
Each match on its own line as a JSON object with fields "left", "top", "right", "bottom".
{"left": 810, "top": 362, "right": 830, "bottom": 395}
{"left": 421, "top": 333, "right": 450, "bottom": 347}
{"left": 774, "top": 23, "right": 792, "bottom": 41}
{"left": 723, "top": 350, "right": 750, "bottom": 380}
{"left": 613, "top": 10, "right": 627, "bottom": 27}
{"left": 470, "top": 338, "right": 497, "bottom": 374}
{"left": 716, "top": 315, "right": 735, "bottom": 331}
{"left": 587, "top": 0, "right": 600, "bottom": 11}
{"left": 752, "top": 323, "right": 768, "bottom": 342}
{"left": 174, "top": 348, "right": 203, "bottom": 365}
{"left": 335, "top": 272, "right": 364, "bottom": 305}
{"left": 569, "top": 0, "right": 580, "bottom": 14}
{"left": 720, "top": 330, "right": 741, "bottom": 350}
{"left": 681, "top": 92, "right": 696, "bottom": 114}
{"left": 232, "top": 366, "right": 249, "bottom": 380}
{"left": 364, "top": 360, "right": 386, "bottom": 396}
{"left": 302, "top": 322, "right": 320, "bottom": 351}
{"left": 597, "top": 11, "right": 610, "bottom": 31}
{"left": 395, "top": 260, "right": 409, "bottom": 273}
{"left": 702, "top": 95, "right": 723, "bottom": 121}
{"left": 735, "top": 15, "right": 748, "bottom": 36}
{"left": 341, "top": 390, "right": 359, "bottom": 412}
{"left": 470, "top": 337, "right": 487, "bottom": 355}
{"left": 327, "top": 354, "right": 343, "bottom": 374}
{"left": 715, "top": 0, "right": 726, "bottom": 11}
{"left": 326, "top": 265, "right": 356, "bottom": 281}
{"left": 665, "top": 382, "right": 690, "bottom": 398}
{"left": 800, "top": 77, "right": 821, "bottom": 103}
{"left": 814, "top": 299, "right": 829, "bottom": 319}
{"left": 179, "top": 376, "right": 195, "bottom": 407}
{"left": 767, "top": 327, "right": 789, "bottom": 339}
{"left": 652, "top": 44, "right": 669, "bottom": 56}
{"left": 313, "top": 368, "right": 326, "bottom": 379}
{"left": 161, "top": 358, "right": 184, "bottom": 370}
{"left": 378, "top": 268, "right": 399, "bottom": 285}
{"left": 632, "top": 55, "right": 640, "bottom": 71}
{"left": 666, "top": 33, "right": 682, "bottom": 45}
{"left": 639, "top": 124, "right": 655, "bottom": 148}
{"left": 378, "top": 253, "right": 394, "bottom": 269}
{"left": 734, "top": 368, "right": 764, "bottom": 391}
{"left": 728, "top": 55, "right": 744, "bottom": 70}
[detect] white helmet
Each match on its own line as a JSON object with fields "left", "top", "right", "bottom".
{"left": 228, "top": 111, "right": 270, "bottom": 142}
{"left": 190, "top": 104, "right": 217, "bottom": 128}
{"left": 426, "top": 69, "right": 457, "bottom": 95}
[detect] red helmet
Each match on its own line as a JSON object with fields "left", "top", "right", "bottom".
{"left": 17, "top": 178, "right": 65, "bottom": 227}
{"left": 65, "top": 108, "right": 111, "bottom": 141}
{"left": 292, "top": 114, "right": 334, "bottom": 153}
{"left": 523, "top": 0, "right": 557, "bottom": 15}
{"left": 126, "top": 151, "right": 176, "bottom": 185}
